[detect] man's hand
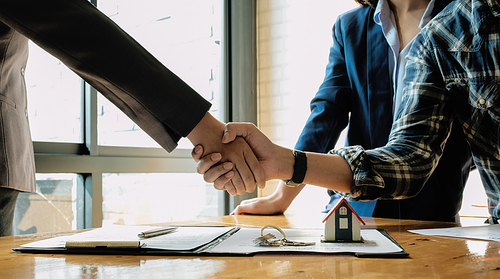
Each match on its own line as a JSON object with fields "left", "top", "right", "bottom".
{"left": 231, "top": 195, "right": 287, "bottom": 215}
{"left": 193, "top": 146, "right": 305, "bottom": 215}
{"left": 192, "top": 147, "right": 233, "bottom": 189}
{"left": 192, "top": 122, "right": 294, "bottom": 191}
{"left": 221, "top": 122, "right": 291, "bottom": 181}
{"left": 187, "top": 113, "right": 266, "bottom": 195}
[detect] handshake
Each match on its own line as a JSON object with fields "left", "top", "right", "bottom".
{"left": 191, "top": 121, "right": 286, "bottom": 196}
{"left": 186, "top": 113, "right": 352, "bottom": 196}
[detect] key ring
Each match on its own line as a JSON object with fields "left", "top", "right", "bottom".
{"left": 260, "top": 225, "right": 286, "bottom": 246}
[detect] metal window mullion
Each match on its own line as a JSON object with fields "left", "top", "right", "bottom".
{"left": 219, "top": 0, "right": 231, "bottom": 217}
{"left": 84, "top": 82, "right": 99, "bottom": 156}
{"left": 227, "top": 0, "right": 258, "bottom": 211}
{"left": 84, "top": 80, "right": 100, "bottom": 227}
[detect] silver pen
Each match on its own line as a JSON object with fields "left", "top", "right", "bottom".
{"left": 138, "top": 227, "right": 177, "bottom": 238}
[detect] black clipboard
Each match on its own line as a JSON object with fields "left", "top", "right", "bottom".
{"left": 13, "top": 227, "right": 408, "bottom": 258}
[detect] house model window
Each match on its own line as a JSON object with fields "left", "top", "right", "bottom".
{"left": 322, "top": 197, "right": 365, "bottom": 242}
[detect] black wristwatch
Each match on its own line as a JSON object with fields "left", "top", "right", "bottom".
{"left": 284, "top": 150, "right": 307, "bottom": 187}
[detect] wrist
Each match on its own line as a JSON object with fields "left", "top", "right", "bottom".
{"left": 275, "top": 146, "right": 295, "bottom": 180}
{"left": 274, "top": 180, "right": 304, "bottom": 211}
{"left": 282, "top": 150, "right": 307, "bottom": 187}
{"left": 186, "top": 112, "right": 225, "bottom": 150}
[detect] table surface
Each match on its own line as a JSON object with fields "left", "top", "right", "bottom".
{"left": 1, "top": 213, "right": 499, "bottom": 278}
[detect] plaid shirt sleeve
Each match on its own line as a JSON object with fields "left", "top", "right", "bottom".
{"left": 331, "top": 30, "right": 456, "bottom": 201}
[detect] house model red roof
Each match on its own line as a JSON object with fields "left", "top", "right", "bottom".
{"left": 322, "top": 197, "right": 366, "bottom": 225}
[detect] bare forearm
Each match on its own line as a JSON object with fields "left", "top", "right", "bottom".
{"left": 274, "top": 147, "right": 353, "bottom": 194}
{"left": 272, "top": 180, "right": 305, "bottom": 212}
{"left": 186, "top": 112, "right": 225, "bottom": 153}
{"left": 303, "top": 152, "right": 352, "bottom": 193}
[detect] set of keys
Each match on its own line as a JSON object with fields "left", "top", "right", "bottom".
{"left": 252, "top": 225, "right": 315, "bottom": 247}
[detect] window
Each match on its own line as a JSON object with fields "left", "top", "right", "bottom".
{"left": 13, "top": 174, "right": 81, "bottom": 235}
{"left": 25, "top": 42, "right": 83, "bottom": 143}
{"left": 339, "top": 218, "right": 348, "bottom": 229}
{"left": 102, "top": 173, "right": 218, "bottom": 226}
{"left": 339, "top": 206, "right": 347, "bottom": 215}
{"left": 13, "top": 0, "right": 228, "bottom": 234}
{"left": 96, "top": 0, "right": 223, "bottom": 149}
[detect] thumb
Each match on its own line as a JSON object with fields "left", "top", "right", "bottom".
{"left": 222, "top": 123, "right": 256, "bottom": 143}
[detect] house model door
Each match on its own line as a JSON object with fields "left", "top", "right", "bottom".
{"left": 335, "top": 205, "right": 353, "bottom": 240}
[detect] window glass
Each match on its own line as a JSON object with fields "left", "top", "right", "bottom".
{"left": 339, "top": 207, "right": 347, "bottom": 215}
{"left": 102, "top": 173, "right": 218, "bottom": 226}
{"left": 339, "top": 218, "right": 348, "bottom": 229}
{"left": 13, "top": 174, "right": 80, "bottom": 235}
{"left": 97, "top": 0, "right": 222, "bottom": 148}
{"left": 26, "top": 42, "right": 83, "bottom": 143}
{"left": 459, "top": 169, "right": 489, "bottom": 218}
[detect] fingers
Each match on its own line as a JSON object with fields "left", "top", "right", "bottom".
{"left": 193, "top": 122, "right": 267, "bottom": 195}
{"left": 228, "top": 166, "right": 250, "bottom": 195}
{"left": 231, "top": 198, "right": 258, "bottom": 215}
{"left": 204, "top": 162, "right": 233, "bottom": 183}
{"left": 196, "top": 153, "right": 222, "bottom": 175}
{"left": 243, "top": 148, "right": 266, "bottom": 189}
{"left": 195, "top": 152, "right": 235, "bottom": 195}
{"left": 191, "top": 145, "right": 203, "bottom": 162}
{"left": 231, "top": 205, "right": 244, "bottom": 215}
{"left": 220, "top": 175, "right": 238, "bottom": 196}
{"left": 194, "top": 148, "right": 254, "bottom": 195}
{"left": 223, "top": 137, "right": 263, "bottom": 194}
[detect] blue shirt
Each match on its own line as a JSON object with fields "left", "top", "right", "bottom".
{"left": 333, "top": 0, "right": 500, "bottom": 218}
{"left": 374, "top": 0, "right": 436, "bottom": 120}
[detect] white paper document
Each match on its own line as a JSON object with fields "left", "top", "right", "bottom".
{"left": 19, "top": 225, "right": 234, "bottom": 251}
{"left": 409, "top": 224, "right": 500, "bottom": 242}
{"left": 208, "top": 228, "right": 403, "bottom": 254}
{"left": 16, "top": 226, "right": 404, "bottom": 255}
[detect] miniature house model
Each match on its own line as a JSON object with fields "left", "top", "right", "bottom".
{"left": 322, "top": 197, "right": 365, "bottom": 242}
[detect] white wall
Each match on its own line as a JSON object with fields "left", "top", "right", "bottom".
{"left": 256, "top": 0, "right": 358, "bottom": 215}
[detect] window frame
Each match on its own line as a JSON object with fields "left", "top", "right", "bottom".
{"left": 32, "top": 0, "right": 257, "bottom": 229}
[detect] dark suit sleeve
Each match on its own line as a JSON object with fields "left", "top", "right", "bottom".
{"left": 294, "top": 16, "right": 351, "bottom": 153}
{"left": 0, "top": 0, "right": 211, "bottom": 152}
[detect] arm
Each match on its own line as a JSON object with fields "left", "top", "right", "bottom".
{"left": 0, "top": 0, "right": 205, "bottom": 151}
{"left": 0, "top": 1, "right": 264, "bottom": 193}
{"left": 220, "top": 123, "right": 353, "bottom": 193}
{"left": 333, "top": 33, "right": 453, "bottom": 200}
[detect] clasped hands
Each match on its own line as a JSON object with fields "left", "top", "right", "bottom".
{"left": 191, "top": 122, "right": 291, "bottom": 196}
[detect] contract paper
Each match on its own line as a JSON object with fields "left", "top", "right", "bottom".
{"left": 409, "top": 224, "right": 500, "bottom": 242}
{"left": 208, "top": 228, "right": 403, "bottom": 254}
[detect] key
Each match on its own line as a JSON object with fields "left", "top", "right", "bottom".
{"left": 283, "top": 239, "right": 315, "bottom": 246}
{"left": 253, "top": 233, "right": 276, "bottom": 246}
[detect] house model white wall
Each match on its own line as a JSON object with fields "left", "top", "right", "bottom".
{"left": 322, "top": 197, "right": 366, "bottom": 242}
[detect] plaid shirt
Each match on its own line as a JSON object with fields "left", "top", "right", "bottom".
{"left": 333, "top": 0, "right": 500, "bottom": 218}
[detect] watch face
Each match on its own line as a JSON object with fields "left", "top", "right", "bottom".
{"left": 284, "top": 180, "right": 300, "bottom": 187}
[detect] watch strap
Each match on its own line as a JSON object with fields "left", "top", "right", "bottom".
{"left": 284, "top": 150, "right": 307, "bottom": 187}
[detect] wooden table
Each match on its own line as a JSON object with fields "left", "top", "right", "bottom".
{"left": 1, "top": 214, "right": 499, "bottom": 278}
